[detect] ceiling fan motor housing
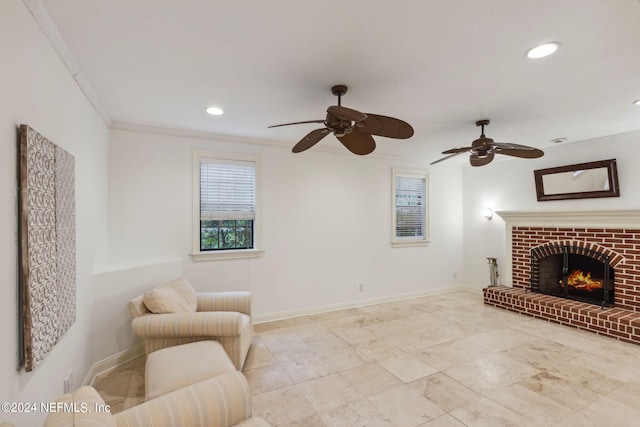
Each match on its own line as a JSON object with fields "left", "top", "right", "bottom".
{"left": 325, "top": 116, "right": 356, "bottom": 137}
{"left": 471, "top": 136, "right": 494, "bottom": 152}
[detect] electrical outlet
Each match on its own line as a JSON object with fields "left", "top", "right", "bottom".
{"left": 358, "top": 283, "right": 365, "bottom": 292}
{"left": 453, "top": 272, "right": 457, "bottom": 278}
{"left": 63, "top": 369, "right": 73, "bottom": 393}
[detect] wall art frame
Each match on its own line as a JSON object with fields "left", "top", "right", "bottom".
{"left": 18, "top": 124, "right": 76, "bottom": 371}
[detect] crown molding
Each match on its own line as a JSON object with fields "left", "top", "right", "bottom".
{"left": 23, "top": 0, "right": 112, "bottom": 126}
{"left": 109, "top": 121, "right": 428, "bottom": 164}
{"left": 110, "top": 121, "right": 293, "bottom": 150}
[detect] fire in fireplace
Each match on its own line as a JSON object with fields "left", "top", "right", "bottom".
{"left": 531, "top": 245, "right": 614, "bottom": 307}
{"left": 565, "top": 269, "right": 602, "bottom": 292}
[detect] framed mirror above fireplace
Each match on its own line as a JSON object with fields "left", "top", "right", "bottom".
{"left": 533, "top": 159, "right": 619, "bottom": 201}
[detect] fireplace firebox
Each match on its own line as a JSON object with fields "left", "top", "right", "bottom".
{"left": 531, "top": 244, "right": 614, "bottom": 307}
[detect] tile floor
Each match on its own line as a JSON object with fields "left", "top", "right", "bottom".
{"left": 93, "top": 291, "right": 640, "bottom": 426}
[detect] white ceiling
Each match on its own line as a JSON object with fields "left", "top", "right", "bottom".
{"left": 39, "top": 0, "right": 640, "bottom": 163}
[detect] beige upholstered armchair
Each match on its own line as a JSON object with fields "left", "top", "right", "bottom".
{"left": 44, "top": 371, "right": 269, "bottom": 427}
{"left": 127, "top": 278, "right": 253, "bottom": 370}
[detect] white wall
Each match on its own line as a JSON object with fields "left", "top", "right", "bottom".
{"left": 90, "top": 260, "right": 184, "bottom": 364}
{"left": 461, "top": 131, "right": 640, "bottom": 290}
{"left": 108, "top": 128, "right": 465, "bottom": 322}
{"left": 0, "top": 1, "right": 109, "bottom": 424}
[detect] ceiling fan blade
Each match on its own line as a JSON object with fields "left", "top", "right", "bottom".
{"left": 337, "top": 127, "right": 376, "bottom": 155}
{"left": 359, "top": 114, "right": 414, "bottom": 139}
{"left": 292, "top": 128, "right": 330, "bottom": 153}
{"left": 442, "top": 146, "right": 472, "bottom": 155}
{"left": 470, "top": 150, "right": 495, "bottom": 167}
{"left": 327, "top": 105, "right": 367, "bottom": 122}
{"left": 492, "top": 142, "right": 537, "bottom": 150}
{"left": 495, "top": 146, "right": 544, "bottom": 158}
{"left": 430, "top": 152, "right": 464, "bottom": 165}
{"left": 269, "top": 119, "right": 325, "bottom": 128}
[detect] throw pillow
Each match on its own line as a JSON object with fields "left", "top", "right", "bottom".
{"left": 143, "top": 277, "right": 198, "bottom": 313}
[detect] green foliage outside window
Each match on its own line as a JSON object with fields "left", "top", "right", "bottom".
{"left": 200, "top": 219, "right": 254, "bottom": 250}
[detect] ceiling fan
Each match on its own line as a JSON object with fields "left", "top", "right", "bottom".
{"left": 269, "top": 85, "right": 414, "bottom": 155}
{"left": 431, "top": 120, "right": 544, "bottom": 167}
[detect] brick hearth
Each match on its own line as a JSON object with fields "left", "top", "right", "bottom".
{"left": 484, "top": 210, "right": 640, "bottom": 345}
{"left": 484, "top": 286, "right": 640, "bottom": 344}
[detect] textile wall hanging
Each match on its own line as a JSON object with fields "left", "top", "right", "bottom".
{"left": 19, "top": 124, "right": 76, "bottom": 371}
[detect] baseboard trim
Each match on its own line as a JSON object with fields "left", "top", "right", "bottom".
{"left": 253, "top": 285, "right": 478, "bottom": 324}
{"left": 83, "top": 343, "right": 145, "bottom": 386}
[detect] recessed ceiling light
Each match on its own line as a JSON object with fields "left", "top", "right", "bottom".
{"left": 551, "top": 138, "right": 567, "bottom": 144}
{"left": 206, "top": 106, "right": 224, "bottom": 116}
{"left": 633, "top": 99, "right": 640, "bottom": 106}
{"left": 526, "top": 42, "right": 560, "bottom": 59}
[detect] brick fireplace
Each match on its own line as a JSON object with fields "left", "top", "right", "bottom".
{"left": 483, "top": 210, "right": 640, "bottom": 345}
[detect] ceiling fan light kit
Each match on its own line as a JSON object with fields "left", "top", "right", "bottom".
{"left": 269, "top": 85, "right": 414, "bottom": 155}
{"left": 431, "top": 119, "right": 544, "bottom": 167}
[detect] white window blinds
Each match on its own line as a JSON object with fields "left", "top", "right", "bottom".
{"left": 394, "top": 172, "right": 426, "bottom": 239}
{"left": 200, "top": 158, "right": 256, "bottom": 221}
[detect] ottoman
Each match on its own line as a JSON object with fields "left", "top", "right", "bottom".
{"left": 145, "top": 340, "right": 236, "bottom": 400}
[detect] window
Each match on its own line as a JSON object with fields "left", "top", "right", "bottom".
{"left": 192, "top": 151, "right": 263, "bottom": 260}
{"left": 392, "top": 168, "right": 429, "bottom": 247}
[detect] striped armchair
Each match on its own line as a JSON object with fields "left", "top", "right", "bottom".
{"left": 127, "top": 279, "right": 253, "bottom": 370}
{"left": 44, "top": 371, "right": 269, "bottom": 427}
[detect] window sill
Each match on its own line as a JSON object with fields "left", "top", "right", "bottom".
{"left": 391, "top": 240, "right": 431, "bottom": 248}
{"left": 190, "top": 249, "right": 265, "bottom": 261}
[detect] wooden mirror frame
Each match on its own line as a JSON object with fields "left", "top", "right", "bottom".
{"left": 534, "top": 159, "right": 620, "bottom": 201}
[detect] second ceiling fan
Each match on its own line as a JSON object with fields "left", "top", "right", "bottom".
{"left": 269, "top": 85, "right": 414, "bottom": 155}
{"left": 431, "top": 120, "right": 544, "bottom": 167}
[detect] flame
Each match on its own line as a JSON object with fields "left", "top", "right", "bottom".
{"left": 565, "top": 269, "right": 602, "bottom": 291}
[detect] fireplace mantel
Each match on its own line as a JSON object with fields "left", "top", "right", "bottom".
{"left": 496, "top": 210, "right": 640, "bottom": 228}
{"left": 495, "top": 210, "right": 640, "bottom": 287}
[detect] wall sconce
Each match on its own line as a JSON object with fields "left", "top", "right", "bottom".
{"left": 483, "top": 207, "right": 494, "bottom": 220}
